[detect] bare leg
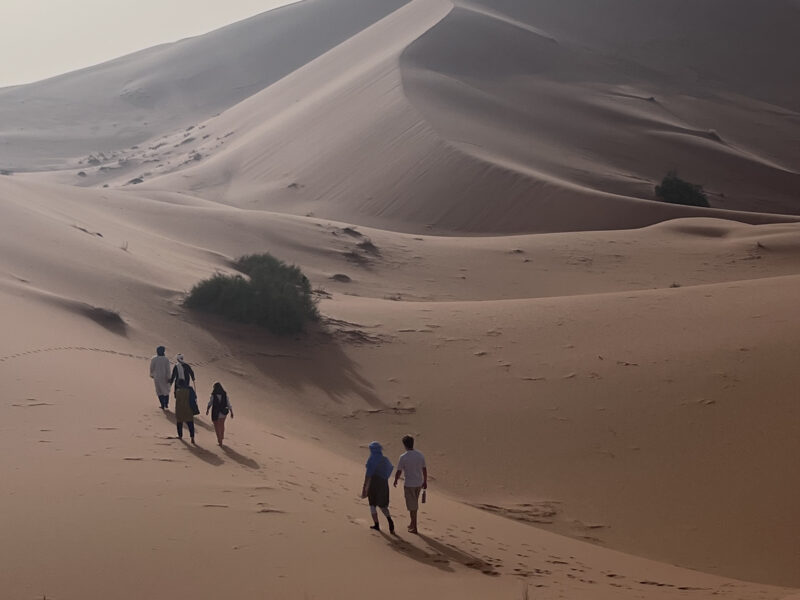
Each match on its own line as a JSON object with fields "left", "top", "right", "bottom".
{"left": 380, "top": 506, "right": 395, "bottom": 533}
{"left": 213, "top": 418, "right": 225, "bottom": 445}
{"left": 369, "top": 505, "right": 380, "bottom": 530}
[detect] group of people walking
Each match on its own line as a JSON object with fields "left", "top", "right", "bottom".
{"left": 151, "top": 348, "right": 430, "bottom": 534}
{"left": 362, "top": 436, "right": 428, "bottom": 534}
{"left": 149, "top": 346, "right": 233, "bottom": 446}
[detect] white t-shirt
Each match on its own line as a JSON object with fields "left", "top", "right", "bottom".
{"left": 397, "top": 449, "right": 426, "bottom": 488}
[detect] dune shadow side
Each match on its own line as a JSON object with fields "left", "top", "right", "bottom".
{"left": 186, "top": 314, "right": 384, "bottom": 409}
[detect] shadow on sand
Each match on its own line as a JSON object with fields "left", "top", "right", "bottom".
{"left": 162, "top": 408, "right": 213, "bottom": 431}
{"left": 378, "top": 531, "right": 454, "bottom": 573}
{"left": 222, "top": 445, "right": 260, "bottom": 469}
{"left": 185, "top": 315, "right": 385, "bottom": 409}
{"left": 417, "top": 533, "right": 499, "bottom": 576}
{"left": 379, "top": 532, "right": 499, "bottom": 576}
{"left": 180, "top": 439, "right": 225, "bottom": 466}
{"left": 162, "top": 409, "right": 257, "bottom": 468}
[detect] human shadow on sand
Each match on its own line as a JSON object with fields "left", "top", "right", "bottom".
{"left": 378, "top": 531, "right": 454, "bottom": 573}
{"left": 185, "top": 314, "right": 384, "bottom": 409}
{"left": 380, "top": 531, "right": 498, "bottom": 576}
{"left": 222, "top": 445, "right": 260, "bottom": 469}
{"left": 417, "top": 534, "right": 499, "bottom": 576}
{"left": 180, "top": 439, "right": 224, "bottom": 466}
{"left": 162, "top": 408, "right": 213, "bottom": 431}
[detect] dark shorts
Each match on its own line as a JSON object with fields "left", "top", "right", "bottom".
{"left": 367, "top": 476, "right": 390, "bottom": 508}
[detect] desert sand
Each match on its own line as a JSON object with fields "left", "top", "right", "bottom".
{"left": 1, "top": 0, "right": 799, "bottom": 598}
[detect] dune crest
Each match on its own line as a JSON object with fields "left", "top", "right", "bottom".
{"left": 5, "top": 0, "right": 799, "bottom": 232}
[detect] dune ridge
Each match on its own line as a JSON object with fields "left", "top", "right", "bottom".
{"left": 0, "top": 0, "right": 410, "bottom": 171}
{"left": 5, "top": 0, "right": 798, "bottom": 233}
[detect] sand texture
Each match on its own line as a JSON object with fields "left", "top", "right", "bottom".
{"left": 1, "top": 0, "right": 799, "bottom": 598}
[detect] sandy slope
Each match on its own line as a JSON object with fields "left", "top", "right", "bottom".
{"left": 463, "top": 0, "right": 800, "bottom": 111}
{"left": 2, "top": 176, "right": 799, "bottom": 594}
{"left": 0, "top": 0, "right": 409, "bottom": 171}
{"left": 2, "top": 0, "right": 800, "bottom": 597}
{"left": 5, "top": 177, "right": 800, "bottom": 305}
{"left": 1, "top": 312, "right": 793, "bottom": 600}
{"left": 317, "top": 279, "right": 800, "bottom": 586}
{"left": 8, "top": 0, "right": 797, "bottom": 233}
{"left": 9, "top": 0, "right": 795, "bottom": 235}
{"left": 400, "top": 3, "right": 800, "bottom": 218}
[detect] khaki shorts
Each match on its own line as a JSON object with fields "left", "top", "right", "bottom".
{"left": 404, "top": 486, "right": 422, "bottom": 511}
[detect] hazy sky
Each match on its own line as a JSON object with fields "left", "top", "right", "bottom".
{"left": 0, "top": 0, "right": 296, "bottom": 88}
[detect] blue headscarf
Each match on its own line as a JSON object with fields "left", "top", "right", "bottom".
{"left": 365, "top": 441, "right": 393, "bottom": 480}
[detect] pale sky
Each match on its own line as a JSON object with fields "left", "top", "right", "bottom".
{"left": 0, "top": 0, "right": 297, "bottom": 88}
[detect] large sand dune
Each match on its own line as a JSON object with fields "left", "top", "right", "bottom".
{"left": 464, "top": 0, "right": 800, "bottom": 111}
{"left": 9, "top": 0, "right": 799, "bottom": 233}
{"left": 2, "top": 175, "right": 799, "bottom": 594}
{"left": 0, "top": 0, "right": 409, "bottom": 171}
{"left": 1, "top": 0, "right": 799, "bottom": 597}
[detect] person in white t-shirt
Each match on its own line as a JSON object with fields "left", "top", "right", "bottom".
{"left": 393, "top": 435, "right": 428, "bottom": 534}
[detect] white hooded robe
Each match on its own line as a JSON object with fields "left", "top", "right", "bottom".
{"left": 149, "top": 355, "right": 172, "bottom": 396}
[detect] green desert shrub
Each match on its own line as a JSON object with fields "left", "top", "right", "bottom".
{"left": 655, "top": 171, "right": 710, "bottom": 208}
{"left": 185, "top": 253, "right": 319, "bottom": 334}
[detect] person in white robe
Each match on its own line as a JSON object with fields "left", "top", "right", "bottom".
{"left": 149, "top": 346, "right": 172, "bottom": 409}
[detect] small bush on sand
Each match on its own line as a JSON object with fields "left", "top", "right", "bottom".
{"left": 184, "top": 253, "right": 318, "bottom": 334}
{"left": 655, "top": 171, "right": 710, "bottom": 207}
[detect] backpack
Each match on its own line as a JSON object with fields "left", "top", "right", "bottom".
{"left": 212, "top": 393, "right": 229, "bottom": 415}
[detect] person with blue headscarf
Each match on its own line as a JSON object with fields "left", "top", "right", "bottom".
{"left": 149, "top": 346, "right": 171, "bottom": 409}
{"left": 361, "top": 441, "right": 395, "bottom": 533}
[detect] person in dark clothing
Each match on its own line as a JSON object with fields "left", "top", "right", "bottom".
{"left": 206, "top": 382, "right": 234, "bottom": 446}
{"left": 170, "top": 353, "right": 196, "bottom": 391}
{"left": 361, "top": 441, "right": 395, "bottom": 533}
{"left": 170, "top": 353, "right": 197, "bottom": 443}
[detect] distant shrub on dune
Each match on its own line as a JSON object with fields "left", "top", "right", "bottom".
{"left": 655, "top": 171, "right": 710, "bottom": 208}
{"left": 184, "top": 253, "right": 319, "bottom": 334}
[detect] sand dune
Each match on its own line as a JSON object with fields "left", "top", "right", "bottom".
{"left": 2, "top": 0, "right": 799, "bottom": 597}
{"left": 6, "top": 176, "right": 800, "bottom": 305}
{"left": 401, "top": 5, "right": 800, "bottom": 217}
{"left": 7, "top": 0, "right": 797, "bottom": 232}
{"left": 2, "top": 175, "right": 799, "bottom": 590}
{"left": 463, "top": 0, "right": 800, "bottom": 110}
{"left": 318, "top": 278, "right": 800, "bottom": 585}
{"left": 3, "top": 322, "right": 794, "bottom": 599}
{"left": 0, "top": 0, "right": 409, "bottom": 171}
{"left": 8, "top": 0, "right": 796, "bottom": 234}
